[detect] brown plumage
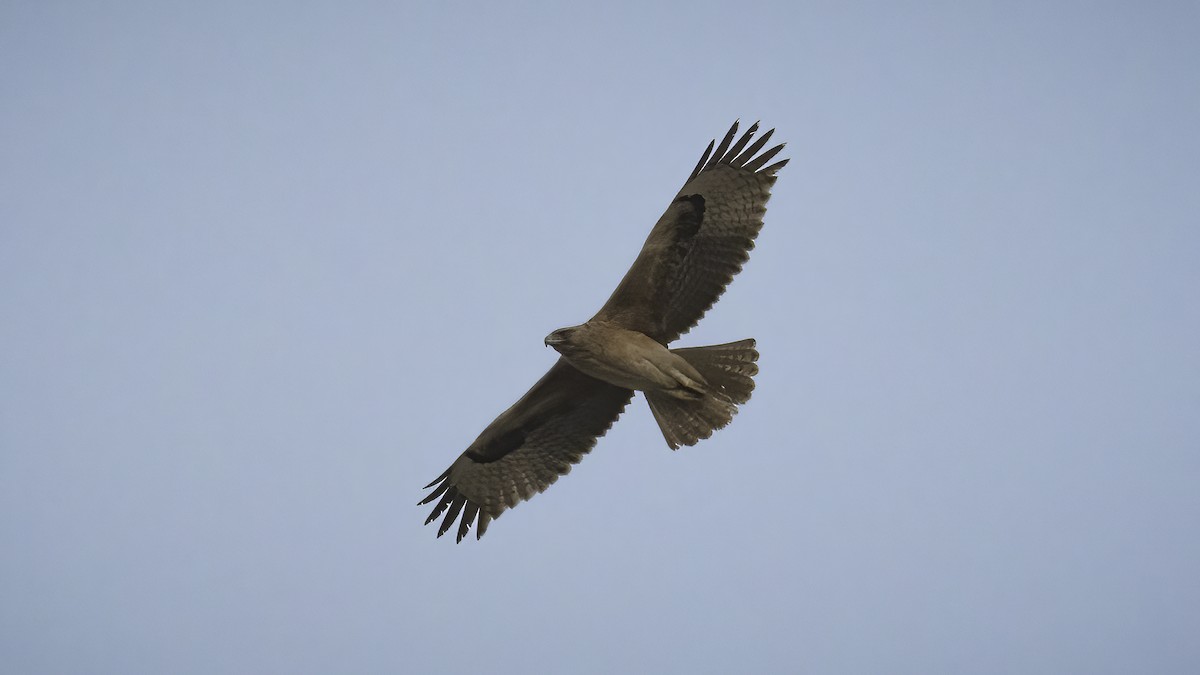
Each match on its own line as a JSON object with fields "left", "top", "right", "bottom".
{"left": 421, "top": 121, "right": 787, "bottom": 541}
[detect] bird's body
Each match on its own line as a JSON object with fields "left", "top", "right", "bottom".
{"left": 544, "top": 322, "right": 706, "bottom": 399}
{"left": 421, "top": 121, "right": 788, "bottom": 541}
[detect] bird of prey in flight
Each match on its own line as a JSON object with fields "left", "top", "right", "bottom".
{"left": 421, "top": 121, "right": 788, "bottom": 541}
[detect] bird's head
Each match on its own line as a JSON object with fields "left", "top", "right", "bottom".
{"left": 544, "top": 325, "right": 581, "bottom": 353}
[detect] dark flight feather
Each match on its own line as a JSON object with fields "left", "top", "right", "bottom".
{"left": 724, "top": 121, "right": 759, "bottom": 164}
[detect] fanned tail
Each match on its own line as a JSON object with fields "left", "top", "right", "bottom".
{"left": 644, "top": 339, "right": 759, "bottom": 449}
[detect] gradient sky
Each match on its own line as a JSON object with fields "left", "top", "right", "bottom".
{"left": 3, "top": 2, "right": 1198, "bottom": 673}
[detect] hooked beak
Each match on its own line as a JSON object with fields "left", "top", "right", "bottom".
{"left": 545, "top": 328, "right": 572, "bottom": 347}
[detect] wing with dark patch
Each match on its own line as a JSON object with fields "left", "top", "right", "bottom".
{"left": 593, "top": 121, "right": 788, "bottom": 343}
{"left": 419, "top": 359, "right": 633, "bottom": 542}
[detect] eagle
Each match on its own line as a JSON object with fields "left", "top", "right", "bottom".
{"left": 421, "top": 121, "right": 788, "bottom": 541}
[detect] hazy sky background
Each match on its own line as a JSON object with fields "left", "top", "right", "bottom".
{"left": 3, "top": 2, "right": 1198, "bottom": 673}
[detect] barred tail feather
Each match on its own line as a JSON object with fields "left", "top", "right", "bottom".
{"left": 671, "top": 338, "right": 759, "bottom": 405}
{"left": 644, "top": 339, "right": 760, "bottom": 450}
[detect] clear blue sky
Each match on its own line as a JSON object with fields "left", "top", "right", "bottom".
{"left": 3, "top": 2, "right": 1198, "bottom": 673}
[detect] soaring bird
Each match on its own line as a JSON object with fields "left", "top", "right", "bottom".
{"left": 421, "top": 121, "right": 788, "bottom": 541}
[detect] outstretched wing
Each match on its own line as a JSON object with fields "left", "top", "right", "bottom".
{"left": 420, "top": 359, "right": 634, "bottom": 542}
{"left": 593, "top": 121, "right": 788, "bottom": 343}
